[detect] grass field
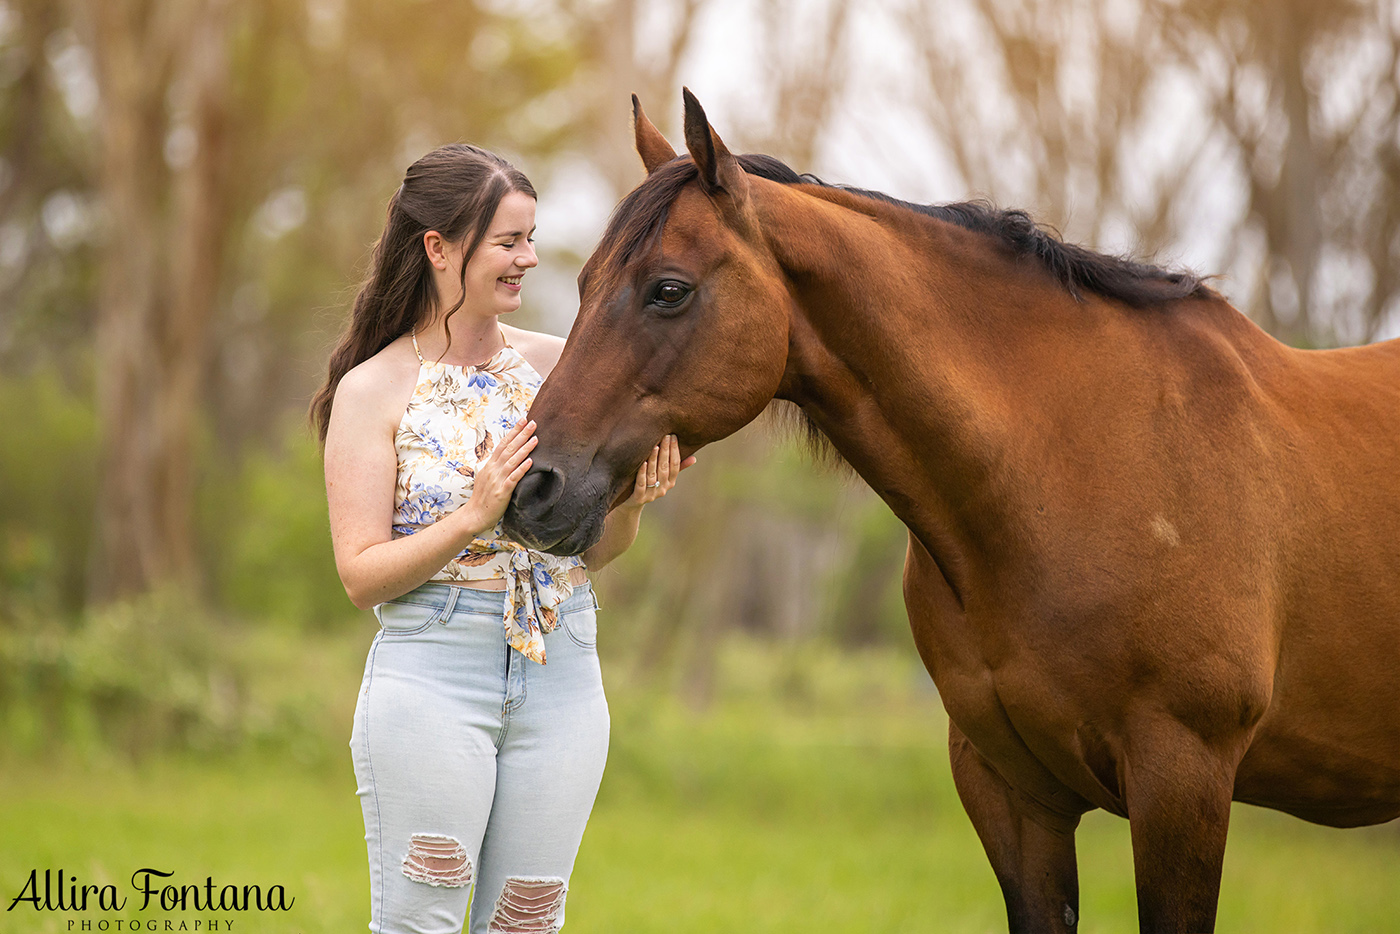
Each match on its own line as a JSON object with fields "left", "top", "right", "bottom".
{"left": 2, "top": 640, "right": 1398, "bottom": 934}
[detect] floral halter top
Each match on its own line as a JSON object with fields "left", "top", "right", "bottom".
{"left": 392, "top": 330, "right": 584, "bottom": 664}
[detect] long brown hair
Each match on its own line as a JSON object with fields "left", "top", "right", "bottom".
{"left": 310, "top": 144, "right": 536, "bottom": 443}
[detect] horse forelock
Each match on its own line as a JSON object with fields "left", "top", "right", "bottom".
{"left": 594, "top": 154, "right": 806, "bottom": 273}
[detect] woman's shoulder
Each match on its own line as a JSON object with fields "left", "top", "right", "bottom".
{"left": 502, "top": 323, "right": 566, "bottom": 379}
{"left": 333, "top": 334, "right": 421, "bottom": 425}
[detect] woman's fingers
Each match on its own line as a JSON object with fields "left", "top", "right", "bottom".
{"left": 620, "top": 436, "right": 692, "bottom": 507}
{"left": 639, "top": 435, "right": 679, "bottom": 497}
{"left": 508, "top": 457, "right": 533, "bottom": 482}
{"left": 504, "top": 434, "right": 538, "bottom": 469}
{"left": 496, "top": 418, "right": 526, "bottom": 451}
{"left": 652, "top": 439, "right": 672, "bottom": 492}
{"left": 666, "top": 435, "right": 680, "bottom": 482}
{"left": 500, "top": 419, "right": 535, "bottom": 455}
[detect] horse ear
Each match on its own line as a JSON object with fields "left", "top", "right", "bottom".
{"left": 633, "top": 94, "right": 676, "bottom": 174}
{"left": 682, "top": 87, "right": 748, "bottom": 203}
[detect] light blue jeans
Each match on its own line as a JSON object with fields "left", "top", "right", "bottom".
{"left": 350, "top": 581, "right": 609, "bottom": 934}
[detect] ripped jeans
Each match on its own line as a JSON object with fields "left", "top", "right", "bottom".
{"left": 350, "top": 582, "right": 609, "bottom": 934}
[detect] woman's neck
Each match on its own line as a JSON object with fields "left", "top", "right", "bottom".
{"left": 417, "top": 310, "right": 505, "bottom": 367}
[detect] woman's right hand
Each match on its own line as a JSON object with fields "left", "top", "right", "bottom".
{"left": 463, "top": 418, "right": 537, "bottom": 533}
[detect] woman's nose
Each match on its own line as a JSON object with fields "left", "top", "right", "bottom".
{"left": 518, "top": 242, "right": 538, "bottom": 269}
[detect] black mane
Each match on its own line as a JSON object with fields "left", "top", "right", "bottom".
{"left": 600, "top": 153, "right": 1208, "bottom": 309}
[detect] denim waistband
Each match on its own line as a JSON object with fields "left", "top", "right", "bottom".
{"left": 384, "top": 579, "right": 596, "bottom": 617}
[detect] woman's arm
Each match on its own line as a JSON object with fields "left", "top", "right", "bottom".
{"left": 582, "top": 435, "right": 693, "bottom": 570}
{"left": 324, "top": 361, "right": 538, "bottom": 609}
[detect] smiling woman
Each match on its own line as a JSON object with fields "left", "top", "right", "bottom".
{"left": 308, "top": 143, "right": 691, "bottom": 934}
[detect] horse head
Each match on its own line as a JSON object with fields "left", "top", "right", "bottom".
{"left": 503, "top": 91, "right": 793, "bottom": 554}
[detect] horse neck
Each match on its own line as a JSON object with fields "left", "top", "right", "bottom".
{"left": 762, "top": 189, "right": 1108, "bottom": 604}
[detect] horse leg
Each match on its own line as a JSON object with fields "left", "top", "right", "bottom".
{"left": 1123, "top": 720, "right": 1238, "bottom": 933}
{"left": 948, "top": 721, "right": 1082, "bottom": 933}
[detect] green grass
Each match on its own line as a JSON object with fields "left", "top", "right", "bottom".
{"left": 1, "top": 642, "right": 1397, "bottom": 933}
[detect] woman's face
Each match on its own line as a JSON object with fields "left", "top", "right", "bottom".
{"left": 443, "top": 190, "right": 539, "bottom": 318}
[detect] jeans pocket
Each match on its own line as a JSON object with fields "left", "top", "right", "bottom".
{"left": 373, "top": 600, "right": 444, "bottom": 635}
{"left": 562, "top": 604, "right": 598, "bottom": 649}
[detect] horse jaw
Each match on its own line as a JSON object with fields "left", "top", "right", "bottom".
{"left": 504, "top": 454, "right": 633, "bottom": 556}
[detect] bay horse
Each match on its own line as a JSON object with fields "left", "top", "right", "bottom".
{"left": 502, "top": 91, "right": 1400, "bottom": 933}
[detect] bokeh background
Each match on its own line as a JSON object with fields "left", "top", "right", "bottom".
{"left": 1, "top": 0, "right": 1398, "bottom": 931}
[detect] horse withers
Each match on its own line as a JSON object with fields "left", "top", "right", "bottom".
{"left": 502, "top": 91, "right": 1400, "bottom": 933}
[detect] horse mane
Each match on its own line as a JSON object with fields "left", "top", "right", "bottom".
{"left": 601, "top": 153, "right": 1210, "bottom": 310}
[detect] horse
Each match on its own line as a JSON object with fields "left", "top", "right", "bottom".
{"left": 502, "top": 90, "right": 1400, "bottom": 933}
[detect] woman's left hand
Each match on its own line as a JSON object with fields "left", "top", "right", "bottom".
{"left": 625, "top": 434, "right": 695, "bottom": 506}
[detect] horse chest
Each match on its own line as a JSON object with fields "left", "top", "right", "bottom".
{"left": 935, "top": 644, "right": 1105, "bottom": 815}
{"left": 903, "top": 549, "right": 1112, "bottom": 813}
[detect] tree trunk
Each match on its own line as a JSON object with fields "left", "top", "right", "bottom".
{"left": 83, "top": 0, "right": 231, "bottom": 601}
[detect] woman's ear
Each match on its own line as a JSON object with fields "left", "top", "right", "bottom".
{"left": 423, "top": 230, "right": 450, "bottom": 271}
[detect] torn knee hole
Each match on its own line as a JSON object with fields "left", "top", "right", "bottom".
{"left": 487, "top": 877, "right": 567, "bottom": 933}
{"left": 402, "top": 833, "right": 473, "bottom": 888}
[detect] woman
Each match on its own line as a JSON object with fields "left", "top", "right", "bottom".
{"left": 311, "top": 143, "right": 689, "bottom": 934}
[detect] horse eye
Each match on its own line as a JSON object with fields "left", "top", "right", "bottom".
{"left": 651, "top": 280, "right": 691, "bottom": 308}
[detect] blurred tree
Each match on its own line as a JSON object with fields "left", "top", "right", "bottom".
{"left": 0, "top": 0, "right": 589, "bottom": 606}
{"left": 903, "top": 0, "right": 1191, "bottom": 250}
{"left": 902, "top": 0, "right": 1400, "bottom": 347}
{"left": 0, "top": 0, "right": 95, "bottom": 370}
{"left": 73, "top": 0, "right": 235, "bottom": 599}
{"left": 731, "top": 0, "right": 854, "bottom": 169}
{"left": 1170, "top": 0, "right": 1400, "bottom": 345}
{"left": 564, "top": 0, "right": 707, "bottom": 197}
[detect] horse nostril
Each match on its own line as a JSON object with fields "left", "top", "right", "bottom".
{"left": 513, "top": 464, "right": 566, "bottom": 515}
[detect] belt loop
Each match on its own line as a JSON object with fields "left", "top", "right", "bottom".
{"left": 440, "top": 585, "right": 461, "bottom": 623}
{"left": 590, "top": 587, "right": 600, "bottom": 610}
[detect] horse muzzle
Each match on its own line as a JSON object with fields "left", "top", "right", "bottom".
{"left": 503, "top": 462, "right": 610, "bottom": 556}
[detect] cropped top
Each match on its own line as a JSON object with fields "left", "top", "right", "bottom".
{"left": 391, "top": 330, "right": 585, "bottom": 664}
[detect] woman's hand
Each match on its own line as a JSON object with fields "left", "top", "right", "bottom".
{"left": 582, "top": 435, "right": 695, "bottom": 570}
{"left": 622, "top": 434, "right": 695, "bottom": 507}
{"left": 463, "top": 419, "right": 537, "bottom": 532}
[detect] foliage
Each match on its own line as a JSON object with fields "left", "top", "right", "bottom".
{"left": 198, "top": 421, "right": 350, "bottom": 631}
{"left": 0, "top": 368, "right": 95, "bottom": 616}
{"left": 0, "top": 588, "right": 352, "bottom": 761}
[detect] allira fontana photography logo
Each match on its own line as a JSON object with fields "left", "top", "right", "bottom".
{"left": 7, "top": 869, "right": 294, "bottom": 930}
